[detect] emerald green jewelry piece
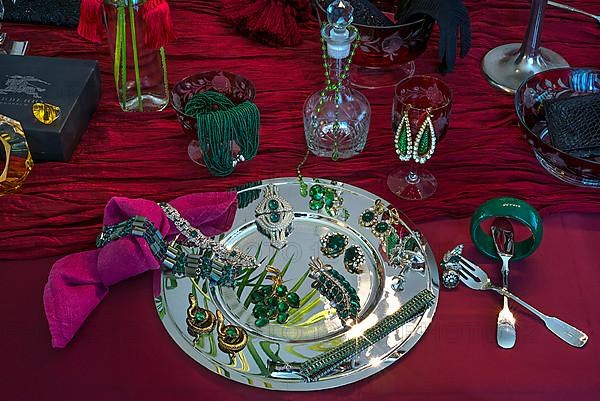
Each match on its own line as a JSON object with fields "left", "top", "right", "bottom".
{"left": 308, "top": 256, "right": 361, "bottom": 326}
{"left": 298, "top": 289, "right": 435, "bottom": 382}
{"left": 216, "top": 310, "right": 248, "bottom": 356}
{"left": 359, "top": 199, "right": 400, "bottom": 241}
{"left": 394, "top": 108, "right": 413, "bottom": 162}
{"left": 249, "top": 266, "right": 300, "bottom": 327}
{"left": 358, "top": 208, "right": 377, "bottom": 228}
{"left": 255, "top": 184, "right": 294, "bottom": 249}
{"left": 308, "top": 183, "right": 349, "bottom": 221}
{"left": 320, "top": 232, "right": 348, "bottom": 259}
{"left": 343, "top": 245, "right": 365, "bottom": 274}
{"left": 413, "top": 109, "right": 436, "bottom": 164}
{"left": 186, "top": 294, "right": 216, "bottom": 336}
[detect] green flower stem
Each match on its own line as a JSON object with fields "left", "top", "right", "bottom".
{"left": 118, "top": 6, "right": 127, "bottom": 109}
{"left": 128, "top": 3, "right": 143, "bottom": 111}
{"left": 113, "top": 9, "right": 123, "bottom": 101}
{"left": 160, "top": 47, "right": 169, "bottom": 101}
{"left": 289, "top": 267, "right": 311, "bottom": 295}
{"left": 259, "top": 341, "right": 284, "bottom": 363}
{"left": 246, "top": 340, "right": 269, "bottom": 376}
{"left": 243, "top": 250, "right": 278, "bottom": 308}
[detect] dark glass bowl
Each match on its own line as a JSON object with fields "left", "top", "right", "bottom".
{"left": 171, "top": 71, "right": 256, "bottom": 138}
{"left": 316, "top": 0, "right": 433, "bottom": 67}
{"left": 315, "top": 0, "right": 434, "bottom": 89}
{"left": 515, "top": 68, "right": 600, "bottom": 187}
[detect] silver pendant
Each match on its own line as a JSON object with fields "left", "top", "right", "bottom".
{"left": 255, "top": 184, "right": 294, "bottom": 249}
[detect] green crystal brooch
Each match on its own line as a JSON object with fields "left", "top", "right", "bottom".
{"left": 249, "top": 266, "right": 300, "bottom": 327}
{"left": 308, "top": 256, "right": 361, "bottom": 326}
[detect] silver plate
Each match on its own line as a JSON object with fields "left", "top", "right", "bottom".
{"left": 154, "top": 178, "right": 440, "bottom": 391}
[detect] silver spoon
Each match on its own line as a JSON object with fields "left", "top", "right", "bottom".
{"left": 491, "top": 218, "right": 517, "bottom": 349}
{"left": 549, "top": 1, "right": 600, "bottom": 26}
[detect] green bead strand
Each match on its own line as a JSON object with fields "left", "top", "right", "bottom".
{"left": 185, "top": 90, "right": 260, "bottom": 177}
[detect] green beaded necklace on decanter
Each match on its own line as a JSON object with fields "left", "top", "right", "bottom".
{"left": 298, "top": 0, "right": 371, "bottom": 197}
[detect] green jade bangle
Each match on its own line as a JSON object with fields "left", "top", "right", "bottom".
{"left": 470, "top": 197, "right": 543, "bottom": 261}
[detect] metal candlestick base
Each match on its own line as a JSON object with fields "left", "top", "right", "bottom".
{"left": 482, "top": 43, "right": 569, "bottom": 93}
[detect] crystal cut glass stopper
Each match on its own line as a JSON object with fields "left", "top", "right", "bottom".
{"left": 327, "top": 0, "right": 353, "bottom": 30}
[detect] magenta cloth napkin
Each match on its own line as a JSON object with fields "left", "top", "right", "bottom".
{"left": 43, "top": 192, "right": 237, "bottom": 348}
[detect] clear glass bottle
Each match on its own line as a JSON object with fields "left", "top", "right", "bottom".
{"left": 303, "top": 0, "right": 370, "bottom": 160}
{"left": 104, "top": 0, "right": 169, "bottom": 112}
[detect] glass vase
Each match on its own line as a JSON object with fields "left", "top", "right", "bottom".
{"left": 103, "top": 0, "right": 169, "bottom": 112}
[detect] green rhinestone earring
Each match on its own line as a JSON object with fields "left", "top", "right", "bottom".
{"left": 249, "top": 266, "right": 300, "bottom": 327}
{"left": 308, "top": 183, "right": 349, "bottom": 221}
{"left": 216, "top": 310, "right": 248, "bottom": 356}
{"left": 320, "top": 232, "right": 349, "bottom": 259}
{"left": 343, "top": 245, "right": 365, "bottom": 274}
{"left": 186, "top": 294, "right": 216, "bottom": 336}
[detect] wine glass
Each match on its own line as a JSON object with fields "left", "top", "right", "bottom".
{"left": 481, "top": 0, "right": 569, "bottom": 93}
{"left": 387, "top": 75, "right": 452, "bottom": 200}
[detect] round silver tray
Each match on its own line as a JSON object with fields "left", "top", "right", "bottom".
{"left": 154, "top": 178, "right": 440, "bottom": 391}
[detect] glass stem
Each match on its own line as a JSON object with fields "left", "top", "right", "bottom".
{"left": 406, "top": 163, "right": 421, "bottom": 184}
{"left": 517, "top": 0, "right": 547, "bottom": 62}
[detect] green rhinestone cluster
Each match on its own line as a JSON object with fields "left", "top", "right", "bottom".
{"left": 250, "top": 284, "right": 301, "bottom": 327}
{"left": 308, "top": 183, "right": 349, "bottom": 220}
{"left": 314, "top": 268, "right": 360, "bottom": 322}
{"left": 320, "top": 232, "right": 348, "bottom": 259}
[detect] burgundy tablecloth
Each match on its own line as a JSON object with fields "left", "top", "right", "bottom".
{"left": 0, "top": 0, "right": 600, "bottom": 400}
{"left": 0, "top": 0, "right": 599, "bottom": 260}
{"left": 0, "top": 213, "right": 598, "bottom": 401}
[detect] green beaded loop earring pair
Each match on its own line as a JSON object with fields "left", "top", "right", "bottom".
{"left": 249, "top": 266, "right": 301, "bottom": 327}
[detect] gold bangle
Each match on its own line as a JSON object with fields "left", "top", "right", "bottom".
{"left": 0, "top": 115, "right": 33, "bottom": 196}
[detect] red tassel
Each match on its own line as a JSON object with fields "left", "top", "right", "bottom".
{"left": 222, "top": 0, "right": 309, "bottom": 47}
{"left": 77, "top": 0, "right": 105, "bottom": 43}
{"left": 142, "top": 0, "right": 176, "bottom": 49}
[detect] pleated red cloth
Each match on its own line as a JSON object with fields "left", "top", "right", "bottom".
{"left": 44, "top": 191, "right": 237, "bottom": 348}
{"left": 0, "top": 0, "right": 599, "bottom": 261}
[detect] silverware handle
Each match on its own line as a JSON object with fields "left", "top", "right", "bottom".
{"left": 548, "top": 1, "right": 596, "bottom": 19}
{"left": 492, "top": 287, "right": 588, "bottom": 348}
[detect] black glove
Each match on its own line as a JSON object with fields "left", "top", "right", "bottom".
{"left": 397, "top": 0, "right": 472, "bottom": 72}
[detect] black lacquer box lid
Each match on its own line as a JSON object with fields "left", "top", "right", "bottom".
{"left": 0, "top": 55, "right": 101, "bottom": 161}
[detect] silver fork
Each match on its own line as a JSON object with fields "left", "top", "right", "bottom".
{"left": 450, "top": 246, "right": 588, "bottom": 348}
{"left": 549, "top": 1, "right": 600, "bottom": 26}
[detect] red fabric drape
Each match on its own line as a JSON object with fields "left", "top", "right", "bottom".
{"left": 1, "top": 0, "right": 599, "bottom": 261}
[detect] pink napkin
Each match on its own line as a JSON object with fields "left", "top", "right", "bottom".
{"left": 43, "top": 192, "right": 237, "bottom": 348}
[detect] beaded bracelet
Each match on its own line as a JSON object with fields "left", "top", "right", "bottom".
{"left": 96, "top": 212, "right": 252, "bottom": 287}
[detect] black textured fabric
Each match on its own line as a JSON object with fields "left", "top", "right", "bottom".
{"left": 397, "top": 0, "right": 471, "bottom": 72}
{"left": 3, "top": 0, "right": 79, "bottom": 27}
{"left": 545, "top": 93, "right": 600, "bottom": 159}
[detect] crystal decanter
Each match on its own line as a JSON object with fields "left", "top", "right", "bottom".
{"left": 303, "top": 0, "right": 371, "bottom": 160}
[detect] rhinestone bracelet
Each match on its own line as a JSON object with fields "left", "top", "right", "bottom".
{"left": 298, "top": 289, "right": 435, "bottom": 382}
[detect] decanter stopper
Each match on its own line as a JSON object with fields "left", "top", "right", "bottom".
{"left": 323, "top": 0, "right": 357, "bottom": 59}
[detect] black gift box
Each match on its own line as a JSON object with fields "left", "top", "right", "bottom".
{"left": 0, "top": 55, "right": 101, "bottom": 161}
